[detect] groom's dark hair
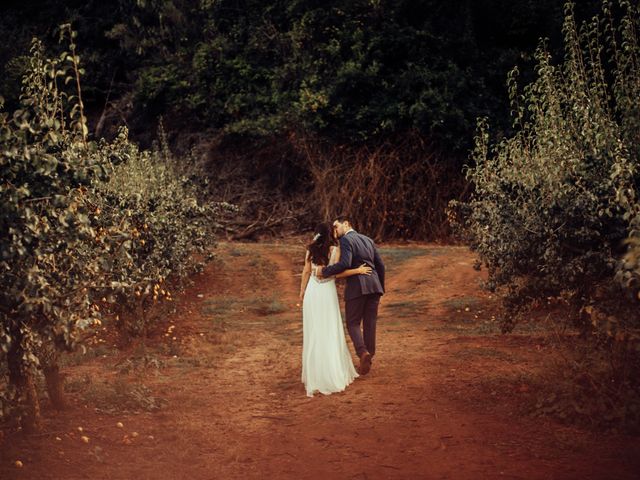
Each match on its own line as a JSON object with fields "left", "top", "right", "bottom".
{"left": 335, "top": 214, "right": 352, "bottom": 226}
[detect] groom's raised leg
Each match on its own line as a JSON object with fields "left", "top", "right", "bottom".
{"left": 345, "top": 296, "right": 366, "bottom": 357}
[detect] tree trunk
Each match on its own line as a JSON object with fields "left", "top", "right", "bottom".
{"left": 43, "top": 363, "right": 66, "bottom": 410}
{"left": 7, "top": 341, "right": 42, "bottom": 433}
{"left": 21, "top": 372, "right": 41, "bottom": 433}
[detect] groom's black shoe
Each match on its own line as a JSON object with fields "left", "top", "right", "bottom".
{"left": 359, "top": 351, "right": 372, "bottom": 375}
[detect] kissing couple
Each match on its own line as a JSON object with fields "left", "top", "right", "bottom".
{"left": 299, "top": 215, "right": 386, "bottom": 397}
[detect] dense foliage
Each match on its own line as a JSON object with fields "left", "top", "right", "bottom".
{"left": 451, "top": 0, "right": 640, "bottom": 429}
{"left": 0, "top": 1, "right": 609, "bottom": 242}
{"left": 0, "top": 0, "right": 602, "bottom": 152}
{"left": 0, "top": 30, "right": 221, "bottom": 431}
{"left": 456, "top": 0, "right": 640, "bottom": 332}
{"left": 90, "top": 124, "right": 228, "bottom": 337}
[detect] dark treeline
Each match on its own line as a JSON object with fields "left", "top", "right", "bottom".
{"left": 0, "top": 0, "right": 603, "bottom": 238}
{"left": 0, "top": 0, "right": 604, "bottom": 149}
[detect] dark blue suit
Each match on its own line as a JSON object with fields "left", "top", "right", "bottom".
{"left": 322, "top": 230, "right": 385, "bottom": 357}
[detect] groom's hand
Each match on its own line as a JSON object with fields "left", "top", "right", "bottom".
{"left": 316, "top": 266, "right": 324, "bottom": 279}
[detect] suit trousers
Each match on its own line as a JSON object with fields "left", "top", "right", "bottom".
{"left": 345, "top": 293, "right": 381, "bottom": 357}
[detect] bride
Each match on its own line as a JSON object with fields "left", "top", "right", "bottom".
{"left": 299, "top": 222, "right": 372, "bottom": 397}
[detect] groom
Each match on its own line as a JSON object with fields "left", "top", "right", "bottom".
{"left": 319, "top": 215, "right": 385, "bottom": 375}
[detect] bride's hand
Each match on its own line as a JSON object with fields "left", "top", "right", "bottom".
{"left": 357, "top": 263, "right": 372, "bottom": 275}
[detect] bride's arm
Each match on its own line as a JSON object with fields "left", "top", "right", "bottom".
{"left": 330, "top": 246, "right": 372, "bottom": 279}
{"left": 299, "top": 250, "right": 311, "bottom": 301}
{"left": 335, "top": 264, "right": 372, "bottom": 278}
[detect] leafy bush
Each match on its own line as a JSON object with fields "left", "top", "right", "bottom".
{"left": 450, "top": 1, "right": 640, "bottom": 432}
{"left": 100, "top": 0, "right": 579, "bottom": 152}
{"left": 0, "top": 33, "right": 105, "bottom": 431}
{"left": 0, "top": 28, "right": 222, "bottom": 431}
{"left": 89, "top": 125, "right": 228, "bottom": 337}
{"left": 453, "top": 0, "right": 640, "bottom": 335}
{"left": 622, "top": 214, "right": 640, "bottom": 291}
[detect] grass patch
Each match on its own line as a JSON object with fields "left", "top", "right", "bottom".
{"left": 452, "top": 336, "right": 640, "bottom": 435}
{"left": 438, "top": 297, "right": 552, "bottom": 335}
{"left": 247, "top": 256, "right": 277, "bottom": 278}
{"left": 378, "top": 247, "right": 428, "bottom": 268}
{"left": 441, "top": 296, "right": 484, "bottom": 311}
{"left": 385, "top": 300, "right": 429, "bottom": 320}
{"left": 64, "top": 373, "right": 93, "bottom": 394}
{"left": 115, "top": 353, "right": 164, "bottom": 374}
{"left": 200, "top": 298, "right": 235, "bottom": 330}
{"left": 472, "top": 370, "right": 537, "bottom": 404}
{"left": 201, "top": 297, "right": 237, "bottom": 316}
{"left": 455, "top": 347, "right": 514, "bottom": 362}
{"left": 200, "top": 294, "right": 291, "bottom": 330}
{"left": 59, "top": 344, "right": 116, "bottom": 367}
{"left": 68, "top": 376, "right": 167, "bottom": 414}
{"left": 430, "top": 320, "right": 501, "bottom": 335}
{"left": 510, "top": 319, "right": 554, "bottom": 334}
{"left": 433, "top": 296, "right": 502, "bottom": 334}
{"left": 249, "top": 296, "right": 288, "bottom": 316}
{"left": 167, "top": 355, "right": 209, "bottom": 368}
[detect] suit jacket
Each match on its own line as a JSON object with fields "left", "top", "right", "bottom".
{"left": 322, "top": 230, "right": 385, "bottom": 300}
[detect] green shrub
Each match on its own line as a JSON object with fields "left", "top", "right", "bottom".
{"left": 0, "top": 33, "right": 105, "bottom": 431}
{"left": 449, "top": 2, "right": 640, "bottom": 432}
{"left": 89, "top": 125, "right": 227, "bottom": 337}
{"left": 452, "top": 1, "right": 640, "bottom": 336}
{"left": 0, "top": 27, "right": 224, "bottom": 431}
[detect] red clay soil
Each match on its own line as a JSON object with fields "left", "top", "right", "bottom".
{"left": 1, "top": 241, "right": 639, "bottom": 480}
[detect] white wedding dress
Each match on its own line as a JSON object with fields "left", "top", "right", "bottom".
{"left": 302, "top": 246, "right": 358, "bottom": 397}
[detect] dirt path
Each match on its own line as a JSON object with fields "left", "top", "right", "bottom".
{"left": 1, "top": 242, "right": 639, "bottom": 479}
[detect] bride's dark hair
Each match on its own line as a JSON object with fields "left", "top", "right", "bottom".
{"left": 307, "top": 222, "right": 336, "bottom": 266}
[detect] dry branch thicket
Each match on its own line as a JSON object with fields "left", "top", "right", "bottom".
{"left": 202, "top": 132, "right": 467, "bottom": 242}
{"left": 294, "top": 133, "right": 467, "bottom": 240}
